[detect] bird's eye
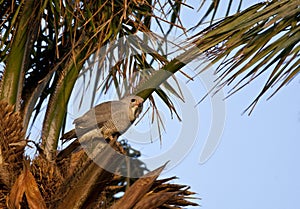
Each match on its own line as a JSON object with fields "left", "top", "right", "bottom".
{"left": 131, "top": 98, "right": 136, "bottom": 102}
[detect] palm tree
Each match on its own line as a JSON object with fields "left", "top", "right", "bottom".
{"left": 0, "top": 0, "right": 299, "bottom": 208}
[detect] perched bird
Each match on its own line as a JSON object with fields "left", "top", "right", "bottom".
{"left": 61, "top": 95, "right": 144, "bottom": 142}
{"left": 57, "top": 95, "right": 143, "bottom": 161}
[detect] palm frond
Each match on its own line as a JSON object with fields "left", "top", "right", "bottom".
{"left": 191, "top": 0, "right": 300, "bottom": 113}
{"left": 8, "top": 163, "right": 47, "bottom": 209}
{"left": 0, "top": 0, "right": 41, "bottom": 108}
{"left": 193, "top": 0, "right": 243, "bottom": 27}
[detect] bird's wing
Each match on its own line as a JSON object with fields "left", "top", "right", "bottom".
{"left": 73, "top": 100, "right": 126, "bottom": 129}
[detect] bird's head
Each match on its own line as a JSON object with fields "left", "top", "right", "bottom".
{"left": 122, "top": 95, "right": 144, "bottom": 122}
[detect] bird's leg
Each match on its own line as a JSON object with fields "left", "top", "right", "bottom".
{"left": 106, "top": 133, "right": 120, "bottom": 144}
{"left": 108, "top": 135, "right": 117, "bottom": 144}
{"left": 106, "top": 134, "right": 128, "bottom": 155}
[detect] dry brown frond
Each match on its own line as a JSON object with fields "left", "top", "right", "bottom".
{"left": 110, "top": 162, "right": 198, "bottom": 209}
{"left": 30, "top": 156, "right": 63, "bottom": 206}
{"left": 110, "top": 162, "right": 166, "bottom": 209}
{"left": 0, "top": 100, "right": 25, "bottom": 163}
{"left": 7, "top": 163, "right": 47, "bottom": 209}
{"left": 0, "top": 100, "right": 26, "bottom": 196}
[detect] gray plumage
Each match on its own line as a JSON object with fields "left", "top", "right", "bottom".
{"left": 61, "top": 95, "right": 144, "bottom": 141}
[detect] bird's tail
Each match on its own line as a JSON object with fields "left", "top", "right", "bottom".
{"left": 56, "top": 139, "right": 80, "bottom": 161}
{"left": 60, "top": 129, "right": 77, "bottom": 143}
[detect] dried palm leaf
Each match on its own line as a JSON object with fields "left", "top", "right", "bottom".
{"left": 7, "top": 163, "right": 47, "bottom": 209}
{"left": 0, "top": 100, "right": 25, "bottom": 188}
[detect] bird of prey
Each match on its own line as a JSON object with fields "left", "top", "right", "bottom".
{"left": 61, "top": 95, "right": 144, "bottom": 142}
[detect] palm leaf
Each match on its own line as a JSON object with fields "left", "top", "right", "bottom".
{"left": 0, "top": 0, "right": 40, "bottom": 108}
{"left": 193, "top": 0, "right": 243, "bottom": 27}
{"left": 191, "top": 0, "right": 300, "bottom": 113}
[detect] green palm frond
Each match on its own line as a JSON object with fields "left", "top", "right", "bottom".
{"left": 191, "top": 0, "right": 300, "bottom": 113}
{"left": 193, "top": 0, "right": 243, "bottom": 27}
{"left": 0, "top": 0, "right": 40, "bottom": 108}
